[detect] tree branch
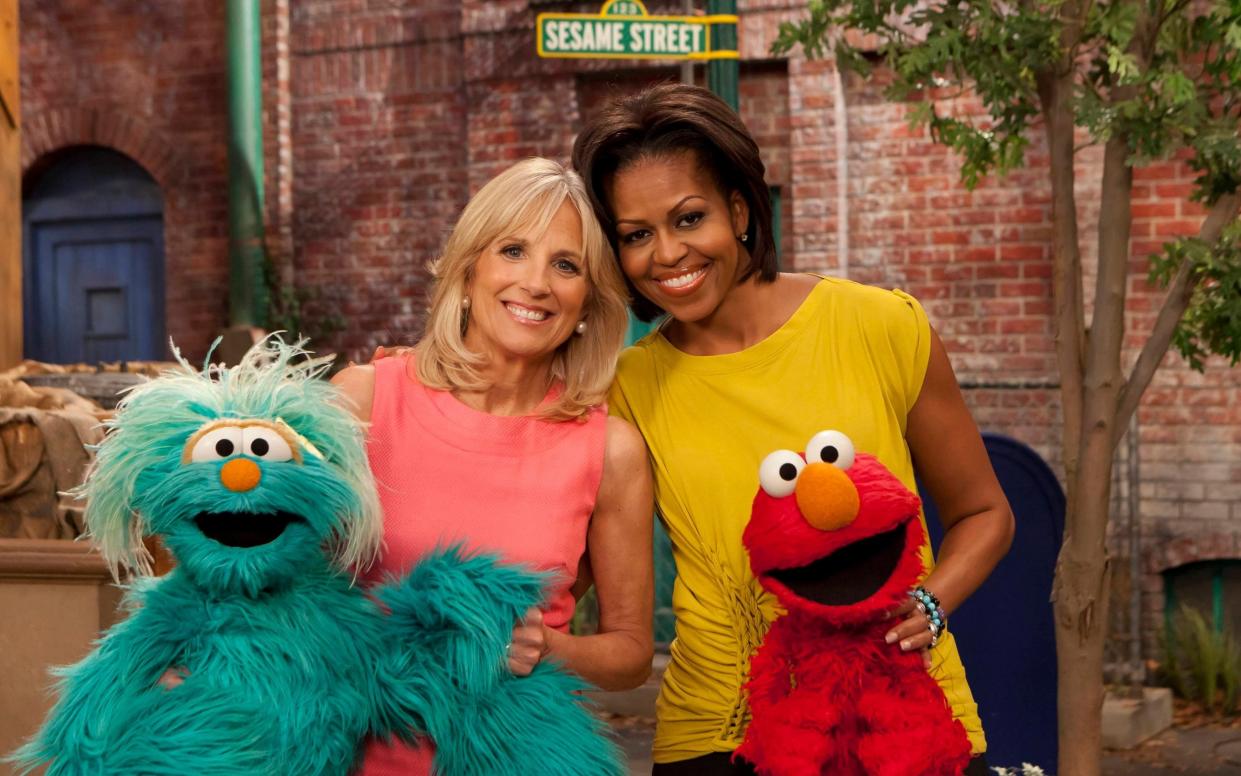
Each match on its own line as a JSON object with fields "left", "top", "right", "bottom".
{"left": 1112, "top": 192, "right": 1241, "bottom": 449}
{"left": 1037, "top": 0, "right": 1090, "bottom": 480}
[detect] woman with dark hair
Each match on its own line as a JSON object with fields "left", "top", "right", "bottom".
{"left": 573, "top": 83, "right": 1014, "bottom": 775}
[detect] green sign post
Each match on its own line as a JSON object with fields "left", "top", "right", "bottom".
{"left": 706, "top": 0, "right": 738, "bottom": 110}
{"left": 535, "top": 1, "right": 740, "bottom": 646}
{"left": 537, "top": 0, "right": 737, "bottom": 61}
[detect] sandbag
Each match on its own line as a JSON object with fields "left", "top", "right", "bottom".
{"left": 0, "top": 379, "right": 104, "bottom": 539}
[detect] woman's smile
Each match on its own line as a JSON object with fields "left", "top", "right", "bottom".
{"left": 653, "top": 264, "right": 711, "bottom": 296}
{"left": 502, "top": 301, "right": 553, "bottom": 324}
{"left": 609, "top": 151, "right": 748, "bottom": 323}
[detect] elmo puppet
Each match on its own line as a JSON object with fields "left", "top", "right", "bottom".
{"left": 736, "top": 430, "right": 972, "bottom": 776}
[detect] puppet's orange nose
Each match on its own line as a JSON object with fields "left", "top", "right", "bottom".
{"left": 795, "top": 462, "right": 859, "bottom": 531}
{"left": 220, "top": 458, "right": 261, "bottom": 492}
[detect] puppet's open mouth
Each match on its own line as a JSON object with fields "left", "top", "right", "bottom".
{"left": 768, "top": 524, "right": 909, "bottom": 606}
{"left": 193, "top": 511, "right": 304, "bottom": 548}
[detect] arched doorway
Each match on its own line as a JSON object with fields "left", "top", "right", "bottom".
{"left": 22, "top": 146, "right": 165, "bottom": 363}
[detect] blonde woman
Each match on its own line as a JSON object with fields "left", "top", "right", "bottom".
{"left": 333, "top": 158, "right": 654, "bottom": 775}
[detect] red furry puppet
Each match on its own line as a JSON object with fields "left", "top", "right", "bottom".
{"left": 735, "top": 430, "right": 972, "bottom": 776}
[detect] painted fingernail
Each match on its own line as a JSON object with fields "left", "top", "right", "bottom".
{"left": 885, "top": 632, "right": 897, "bottom": 644}
{"left": 900, "top": 640, "right": 912, "bottom": 651}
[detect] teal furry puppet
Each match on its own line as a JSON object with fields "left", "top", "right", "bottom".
{"left": 12, "top": 338, "right": 621, "bottom": 776}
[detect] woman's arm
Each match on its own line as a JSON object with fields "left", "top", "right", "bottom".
{"left": 884, "top": 329, "right": 1015, "bottom": 654}
{"left": 529, "top": 416, "right": 656, "bottom": 691}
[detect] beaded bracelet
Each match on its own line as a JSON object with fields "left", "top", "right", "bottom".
{"left": 909, "top": 586, "right": 947, "bottom": 647}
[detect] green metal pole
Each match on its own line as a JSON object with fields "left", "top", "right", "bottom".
{"left": 707, "top": 0, "right": 738, "bottom": 111}
{"left": 226, "top": 0, "right": 267, "bottom": 328}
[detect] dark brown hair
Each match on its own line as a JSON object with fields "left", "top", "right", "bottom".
{"left": 572, "top": 82, "right": 777, "bottom": 322}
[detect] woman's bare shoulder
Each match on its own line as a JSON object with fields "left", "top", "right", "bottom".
{"left": 603, "top": 415, "right": 647, "bottom": 465}
{"left": 330, "top": 364, "right": 376, "bottom": 422}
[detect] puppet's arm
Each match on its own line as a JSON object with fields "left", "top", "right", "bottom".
{"left": 10, "top": 583, "right": 267, "bottom": 776}
{"left": 735, "top": 619, "right": 847, "bottom": 776}
{"left": 368, "top": 547, "right": 622, "bottom": 776}
{"left": 853, "top": 661, "right": 973, "bottom": 776}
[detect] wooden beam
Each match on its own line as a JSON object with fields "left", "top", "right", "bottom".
{"left": 0, "top": 0, "right": 19, "bottom": 370}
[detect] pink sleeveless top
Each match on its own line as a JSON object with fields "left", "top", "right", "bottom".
{"left": 358, "top": 354, "right": 607, "bottom": 775}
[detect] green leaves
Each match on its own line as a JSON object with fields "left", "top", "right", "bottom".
{"left": 773, "top": 0, "right": 1056, "bottom": 189}
{"left": 1160, "top": 604, "right": 1241, "bottom": 716}
{"left": 1149, "top": 221, "right": 1241, "bottom": 371}
{"left": 777, "top": 0, "right": 1241, "bottom": 372}
{"left": 774, "top": 1, "right": 1240, "bottom": 205}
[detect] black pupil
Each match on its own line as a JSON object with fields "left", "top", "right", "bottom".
{"left": 779, "top": 462, "right": 798, "bottom": 481}
{"left": 251, "top": 438, "right": 269, "bottom": 456}
{"left": 821, "top": 446, "right": 839, "bottom": 464}
{"left": 215, "top": 438, "right": 234, "bottom": 457}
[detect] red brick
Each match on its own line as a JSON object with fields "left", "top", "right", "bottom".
{"left": 1000, "top": 245, "right": 1045, "bottom": 261}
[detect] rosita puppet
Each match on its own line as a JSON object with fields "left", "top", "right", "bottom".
{"left": 12, "top": 339, "right": 620, "bottom": 776}
{"left": 736, "top": 430, "right": 973, "bottom": 776}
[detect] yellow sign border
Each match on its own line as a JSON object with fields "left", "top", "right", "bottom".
{"left": 535, "top": 1, "right": 739, "bottom": 61}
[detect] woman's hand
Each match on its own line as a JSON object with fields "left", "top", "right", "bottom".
{"left": 884, "top": 597, "right": 933, "bottom": 669}
{"left": 507, "top": 607, "right": 549, "bottom": 676}
{"left": 367, "top": 345, "right": 412, "bottom": 363}
{"left": 158, "top": 666, "right": 188, "bottom": 690}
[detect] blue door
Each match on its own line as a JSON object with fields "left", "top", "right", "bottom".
{"left": 921, "top": 433, "right": 1064, "bottom": 772}
{"left": 23, "top": 147, "right": 165, "bottom": 363}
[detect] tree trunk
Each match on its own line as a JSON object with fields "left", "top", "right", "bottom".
{"left": 1053, "top": 477, "right": 1115, "bottom": 776}
{"left": 1053, "top": 110, "right": 1135, "bottom": 773}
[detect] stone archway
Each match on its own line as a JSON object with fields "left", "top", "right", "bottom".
{"left": 16, "top": 108, "right": 195, "bottom": 363}
{"left": 20, "top": 106, "right": 187, "bottom": 188}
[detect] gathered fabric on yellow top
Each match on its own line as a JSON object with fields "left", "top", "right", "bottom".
{"left": 609, "top": 276, "right": 985, "bottom": 764}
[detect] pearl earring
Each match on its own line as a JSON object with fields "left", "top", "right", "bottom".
{"left": 461, "top": 296, "right": 471, "bottom": 309}
{"left": 575, "top": 320, "right": 587, "bottom": 335}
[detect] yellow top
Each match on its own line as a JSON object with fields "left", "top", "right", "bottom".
{"left": 609, "top": 277, "right": 986, "bottom": 763}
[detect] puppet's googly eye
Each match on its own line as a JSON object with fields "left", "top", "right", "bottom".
{"left": 759, "top": 450, "right": 805, "bottom": 498}
{"left": 190, "top": 426, "right": 244, "bottom": 462}
{"left": 805, "top": 430, "right": 855, "bottom": 470}
{"left": 242, "top": 427, "right": 294, "bottom": 462}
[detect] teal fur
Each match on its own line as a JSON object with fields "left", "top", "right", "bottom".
{"left": 11, "top": 338, "right": 622, "bottom": 776}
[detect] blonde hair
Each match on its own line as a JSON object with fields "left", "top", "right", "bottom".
{"left": 416, "top": 158, "right": 629, "bottom": 421}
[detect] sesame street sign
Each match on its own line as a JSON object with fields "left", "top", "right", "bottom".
{"left": 537, "top": 0, "right": 738, "bottom": 60}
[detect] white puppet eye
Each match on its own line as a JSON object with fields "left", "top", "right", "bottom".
{"left": 804, "top": 430, "right": 856, "bottom": 470}
{"left": 189, "top": 426, "right": 244, "bottom": 463}
{"left": 242, "top": 426, "right": 295, "bottom": 462}
{"left": 758, "top": 450, "right": 806, "bottom": 498}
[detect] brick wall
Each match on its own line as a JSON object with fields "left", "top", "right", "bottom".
{"left": 19, "top": 0, "right": 231, "bottom": 360}
{"left": 288, "top": 1, "right": 467, "bottom": 358}
{"left": 17, "top": 0, "right": 1238, "bottom": 661}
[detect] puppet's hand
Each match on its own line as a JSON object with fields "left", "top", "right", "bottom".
{"left": 373, "top": 546, "right": 547, "bottom": 691}
{"left": 507, "top": 607, "right": 549, "bottom": 677}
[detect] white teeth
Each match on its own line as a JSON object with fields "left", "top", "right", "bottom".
{"left": 505, "top": 303, "right": 548, "bottom": 321}
{"left": 659, "top": 267, "right": 706, "bottom": 289}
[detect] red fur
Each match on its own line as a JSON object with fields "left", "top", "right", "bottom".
{"left": 737, "top": 453, "right": 973, "bottom": 776}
